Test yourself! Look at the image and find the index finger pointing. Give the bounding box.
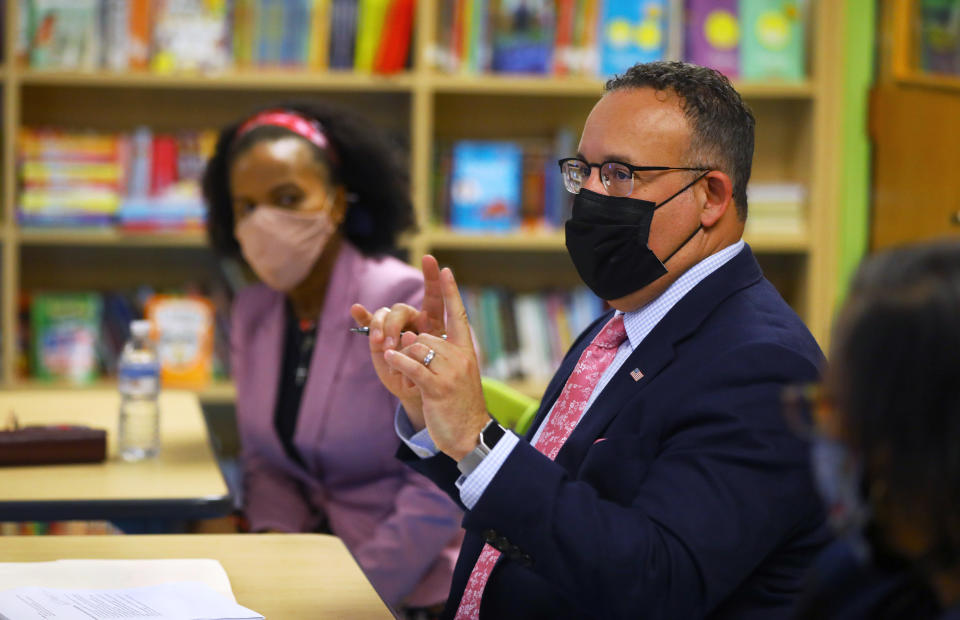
[439,267,472,346]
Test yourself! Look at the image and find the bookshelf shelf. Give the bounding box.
[18,229,209,248]
[427,74,816,99]
[18,69,418,92]
[894,74,960,94]
[742,231,810,253]
[424,229,568,251]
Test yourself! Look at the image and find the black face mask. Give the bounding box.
[564,173,707,301]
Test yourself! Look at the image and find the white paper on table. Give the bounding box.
[0,581,263,620]
[0,559,235,601]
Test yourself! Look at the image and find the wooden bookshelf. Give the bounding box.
[872,0,960,250]
[0,1,846,402]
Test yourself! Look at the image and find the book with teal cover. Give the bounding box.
[449,141,523,233]
[600,0,668,77]
[739,0,806,81]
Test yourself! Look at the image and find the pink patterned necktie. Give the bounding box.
[455,314,628,620]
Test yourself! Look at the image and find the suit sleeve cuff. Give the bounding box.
[395,405,438,458]
[455,431,520,510]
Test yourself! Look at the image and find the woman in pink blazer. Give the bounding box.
[203,103,463,617]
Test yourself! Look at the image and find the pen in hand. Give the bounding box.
[349,326,446,339]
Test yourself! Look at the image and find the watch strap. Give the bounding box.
[457,418,506,477]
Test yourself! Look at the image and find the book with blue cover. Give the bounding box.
[449,141,523,233]
[490,0,555,73]
[600,0,668,77]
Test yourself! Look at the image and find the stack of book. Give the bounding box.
[461,285,605,385]
[19,130,124,229]
[745,183,807,238]
[19,127,216,233]
[434,131,576,233]
[20,0,416,74]
[431,0,809,80]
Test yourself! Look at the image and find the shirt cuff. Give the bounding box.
[455,431,520,510]
[394,405,438,459]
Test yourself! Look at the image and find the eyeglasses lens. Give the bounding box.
[561,160,587,194]
[600,163,633,197]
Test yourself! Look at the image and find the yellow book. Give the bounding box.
[354,0,391,73]
[307,0,332,70]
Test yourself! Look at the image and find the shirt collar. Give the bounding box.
[617,240,745,349]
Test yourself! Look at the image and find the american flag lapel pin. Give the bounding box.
[630,368,644,381]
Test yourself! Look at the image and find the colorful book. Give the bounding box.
[600,0,668,76]
[307,0,333,69]
[685,0,739,77]
[30,292,102,384]
[919,0,960,76]
[373,0,415,73]
[329,0,359,69]
[449,141,523,233]
[490,0,555,74]
[145,295,215,390]
[150,0,231,73]
[26,0,101,71]
[739,0,806,81]
[354,0,390,72]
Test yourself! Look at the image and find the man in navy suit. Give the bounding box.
[353,61,828,619]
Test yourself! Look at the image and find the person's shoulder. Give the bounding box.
[351,249,424,305]
[795,539,941,620]
[232,283,281,322]
[707,274,821,358]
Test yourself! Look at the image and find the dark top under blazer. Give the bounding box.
[400,245,831,619]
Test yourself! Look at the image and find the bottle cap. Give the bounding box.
[130,320,152,338]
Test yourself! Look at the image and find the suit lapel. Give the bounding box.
[549,245,765,466]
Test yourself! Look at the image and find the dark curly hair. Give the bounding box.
[605,61,755,220]
[831,239,960,569]
[203,101,415,257]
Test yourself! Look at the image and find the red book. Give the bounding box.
[150,135,178,196]
[554,0,575,75]
[374,0,415,73]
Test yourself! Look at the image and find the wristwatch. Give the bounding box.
[457,418,506,477]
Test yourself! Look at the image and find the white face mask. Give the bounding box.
[234,206,337,292]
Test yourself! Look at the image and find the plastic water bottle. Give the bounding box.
[118,320,161,462]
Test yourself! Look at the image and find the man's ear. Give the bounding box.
[699,171,734,228]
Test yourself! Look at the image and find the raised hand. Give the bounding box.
[350,255,447,428]
[382,266,489,462]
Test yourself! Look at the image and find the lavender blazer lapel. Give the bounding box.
[245,288,289,468]
[293,243,364,474]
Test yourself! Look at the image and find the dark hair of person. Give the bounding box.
[203,101,415,257]
[605,61,755,220]
[829,239,960,569]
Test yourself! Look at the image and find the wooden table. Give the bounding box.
[0,534,393,619]
[0,390,231,521]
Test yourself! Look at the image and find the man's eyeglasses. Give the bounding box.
[557,157,710,197]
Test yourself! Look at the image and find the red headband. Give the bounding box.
[236,110,338,165]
